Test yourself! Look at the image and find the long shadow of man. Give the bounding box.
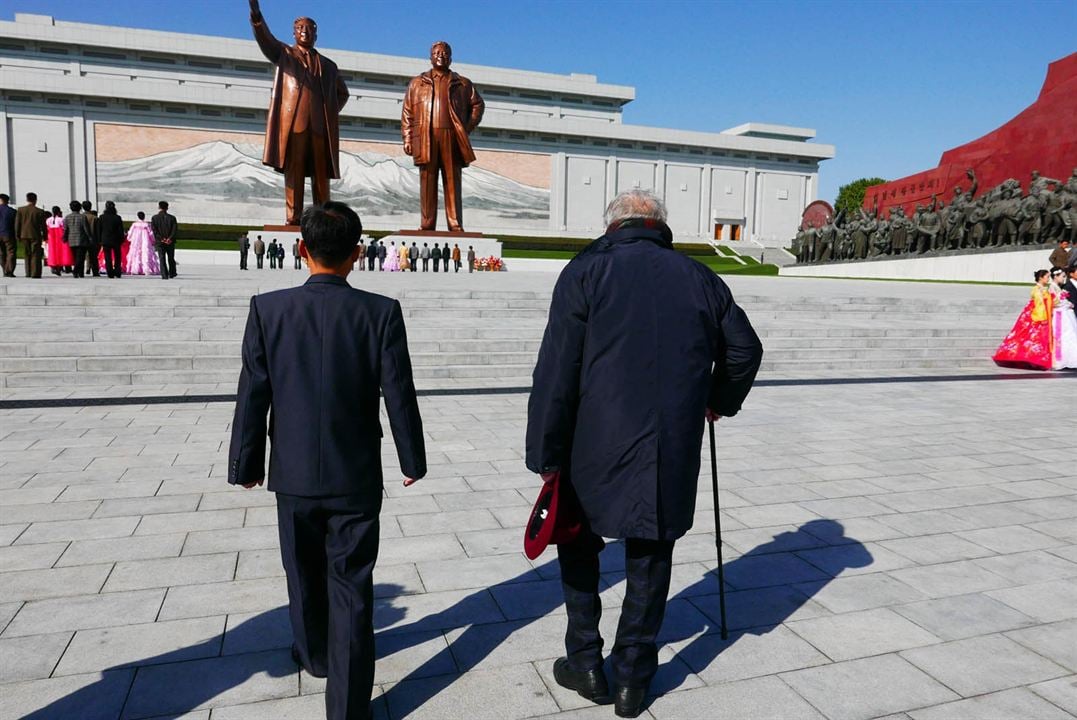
[379,518,871,717]
[20,520,868,718]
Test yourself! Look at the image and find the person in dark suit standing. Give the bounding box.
[267,239,279,269]
[0,193,18,277]
[239,233,251,270]
[431,242,442,272]
[95,201,125,279]
[442,243,450,272]
[366,239,377,272]
[14,192,48,278]
[228,201,425,720]
[277,241,286,270]
[376,239,386,270]
[151,200,178,279]
[526,190,763,718]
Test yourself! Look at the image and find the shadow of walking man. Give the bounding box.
[380,518,871,717]
[17,520,869,719]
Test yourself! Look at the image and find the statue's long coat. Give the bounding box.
[251,19,349,178]
[525,226,763,541]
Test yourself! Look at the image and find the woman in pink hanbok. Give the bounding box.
[45,205,73,275]
[383,241,400,271]
[124,211,159,276]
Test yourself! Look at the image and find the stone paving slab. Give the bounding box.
[2,364,1077,717]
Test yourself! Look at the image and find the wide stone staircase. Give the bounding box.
[0,276,1022,393]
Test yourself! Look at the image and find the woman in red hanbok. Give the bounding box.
[992,270,1054,370]
[45,205,73,275]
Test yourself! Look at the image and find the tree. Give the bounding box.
[835,177,887,216]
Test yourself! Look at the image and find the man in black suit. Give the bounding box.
[1064,265,1077,320]
[527,190,762,718]
[228,201,426,720]
[151,200,178,279]
[367,239,377,271]
[376,240,387,270]
[431,242,441,272]
[239,233,250,270]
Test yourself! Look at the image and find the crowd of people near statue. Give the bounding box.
[993,264,1077,370]
[0,192,179,280]
[794,168,1077,263]
[239,234,482,273]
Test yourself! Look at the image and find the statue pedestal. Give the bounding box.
[383,230,502,259]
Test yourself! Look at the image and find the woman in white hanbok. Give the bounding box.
[124,211,160,276]
[1049,268,1077,369]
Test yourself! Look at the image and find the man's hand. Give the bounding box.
[705,408,721,424]
[403,477,419,487]
[403,142,412,156]
[242,478,264,489]
[540,471,560,484]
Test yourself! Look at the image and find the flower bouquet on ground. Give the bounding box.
[475,256,504,272]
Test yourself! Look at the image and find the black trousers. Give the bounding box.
[558,527,674,689]
[294,257,301,269]
[367,256,376,271]
[85,243,101,275]
[442,257,449,272]
[102,245,122,277]
[72,246,88,278]
[277,494,380,720]
[256,253,264,269]
[1,236,16,276]
[22,239,43,278]
[422,258,429,271]
[240,249,248,269]
[157,245,176,278]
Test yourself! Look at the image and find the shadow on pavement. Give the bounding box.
[20,520,869,719]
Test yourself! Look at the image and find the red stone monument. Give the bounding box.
[863,52,1077,215]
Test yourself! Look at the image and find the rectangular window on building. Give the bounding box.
[189,59,223,69]
[84,50,127,60]
[39,46,69,55]
[234,63,266,74]
[141,55,176,64]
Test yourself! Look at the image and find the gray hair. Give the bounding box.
[603,189,667,227]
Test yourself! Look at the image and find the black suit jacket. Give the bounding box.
[1064,278,1077,319]
[228,274,426,502]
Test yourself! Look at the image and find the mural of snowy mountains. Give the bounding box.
[96,140,550,229]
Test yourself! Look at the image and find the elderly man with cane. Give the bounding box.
[526,190,762,718]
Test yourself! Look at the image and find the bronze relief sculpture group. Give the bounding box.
[248,0,483,230]
[795,168,1077,264]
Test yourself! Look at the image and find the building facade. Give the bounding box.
[0,12,833,245]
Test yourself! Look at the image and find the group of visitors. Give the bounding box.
[238,234,479,274]
[0,192,178,280]
[993,264,1077,370]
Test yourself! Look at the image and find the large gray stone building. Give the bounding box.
[0,12,833,245]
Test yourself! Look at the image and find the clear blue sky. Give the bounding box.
[18,0,1077,203]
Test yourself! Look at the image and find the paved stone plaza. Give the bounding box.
[1,267,1075,719]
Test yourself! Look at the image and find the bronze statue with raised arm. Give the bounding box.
[401,42,484,232]
[248,0,349,225]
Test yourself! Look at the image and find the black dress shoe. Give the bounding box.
[613,686,646,718]
[553,657,609,701]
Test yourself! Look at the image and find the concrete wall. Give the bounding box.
[781,248,1057,284]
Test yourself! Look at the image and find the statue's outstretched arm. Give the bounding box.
[249,0,284,65]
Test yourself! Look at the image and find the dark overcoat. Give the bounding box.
[525,226,763,540]
[228,275,425,499]
[400,71,484,167]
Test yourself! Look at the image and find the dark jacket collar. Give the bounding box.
[605,221,674,249]
[304,273,350,287]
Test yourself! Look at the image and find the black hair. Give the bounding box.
[103,200,117,214]
[1034,269,1049,281]
[158,201,169,210]
[26,192,37,203]
[69,200,82,212]
[137,211,145,220]
[81,200,92,212]
[300,201,362,266]
[51,206,62,216]
[0,193,8,202]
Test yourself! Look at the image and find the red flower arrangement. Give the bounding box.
[475,256,504,271]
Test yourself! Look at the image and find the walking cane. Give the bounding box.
[709,418,728,640]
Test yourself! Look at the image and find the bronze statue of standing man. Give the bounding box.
[402,42,484,232]
[248,0,349,226]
